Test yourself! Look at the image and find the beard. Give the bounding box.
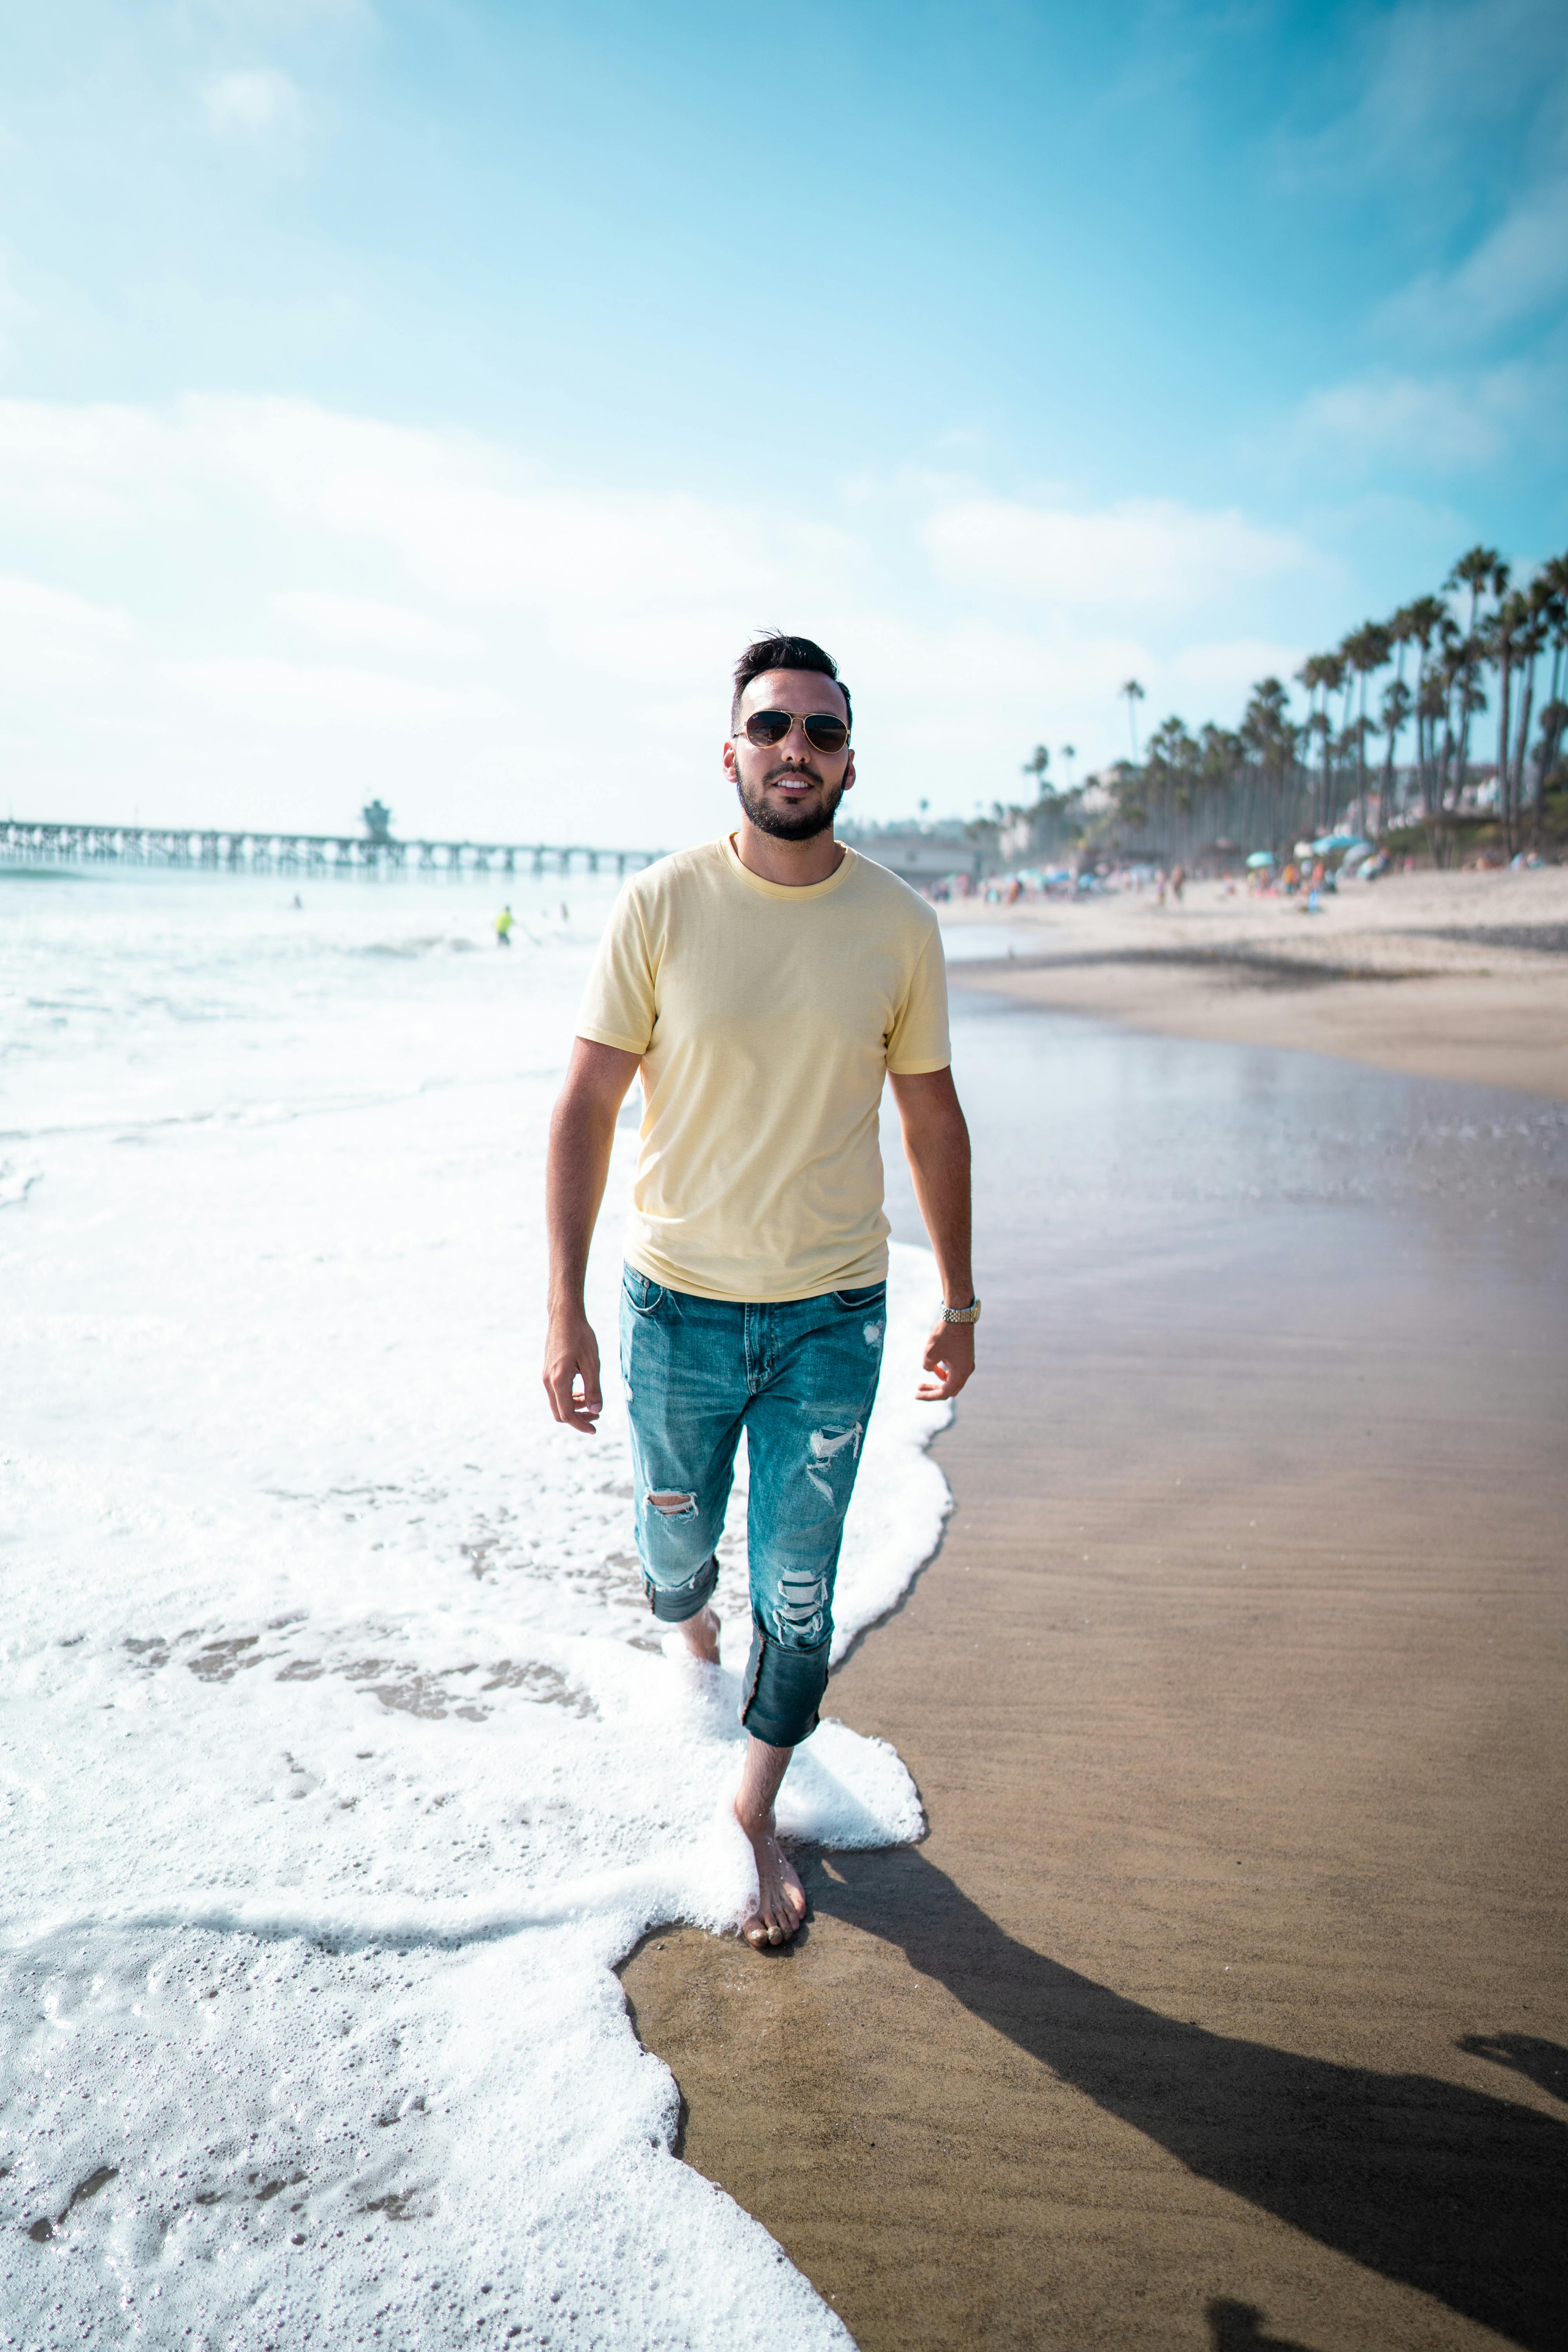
[735,764,846,842]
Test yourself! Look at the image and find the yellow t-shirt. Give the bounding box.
[576,833,951,1302]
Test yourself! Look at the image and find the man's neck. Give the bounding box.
[732,817,846,888]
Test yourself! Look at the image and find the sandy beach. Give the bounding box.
[936,864,1568,1101]
[622,986,1568,2349]
[7,870,1565,2346]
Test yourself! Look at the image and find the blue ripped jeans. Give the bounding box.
[619,1266,887,1748]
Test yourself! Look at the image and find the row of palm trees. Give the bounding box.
[997,544,1568,867]
[1293,544,1568,859]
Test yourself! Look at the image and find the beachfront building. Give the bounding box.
[838,820,985,892]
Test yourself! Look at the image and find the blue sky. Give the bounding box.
[2,0,1564,843]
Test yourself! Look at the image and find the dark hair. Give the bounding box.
[731,633,851,733]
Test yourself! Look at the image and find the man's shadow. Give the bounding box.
[1205,2301,1318,2352]
[803,1847,1567,2352]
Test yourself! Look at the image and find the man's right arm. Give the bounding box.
[543,1037,642,1432]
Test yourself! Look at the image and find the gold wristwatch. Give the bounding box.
[941,1298,981,1325]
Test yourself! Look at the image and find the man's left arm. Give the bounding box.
[888,1066,975,1401]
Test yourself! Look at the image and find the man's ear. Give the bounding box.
[841,751,856,793]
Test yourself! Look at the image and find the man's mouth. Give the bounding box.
[766,768,823,794]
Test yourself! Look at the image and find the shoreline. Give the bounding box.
[939,864,1568,1100]
[620,989,1568,2351]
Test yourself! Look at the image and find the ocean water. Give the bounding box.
[0,869,951,2348]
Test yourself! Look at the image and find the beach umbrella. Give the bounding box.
[1311,832,1365,854]
[1245,851,1275,868]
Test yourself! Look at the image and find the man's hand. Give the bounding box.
[543,1306,604,1433]
[917,1314,975,1401]
[889,1067,977,1404]
[543,1037,641,1436]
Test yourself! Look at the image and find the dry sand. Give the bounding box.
[620,985,1568,2352]
[940,863,1568,1100]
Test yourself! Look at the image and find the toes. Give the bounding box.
[742,1907,797,1948]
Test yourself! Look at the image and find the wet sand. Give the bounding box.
[941,865,1568,1100]
[620,998,1568,2350]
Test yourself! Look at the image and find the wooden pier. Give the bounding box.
[0,817,662,882]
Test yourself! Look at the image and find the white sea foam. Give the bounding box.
[0,871,950,2346]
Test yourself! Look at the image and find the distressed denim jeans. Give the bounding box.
[619,1265,887,1748]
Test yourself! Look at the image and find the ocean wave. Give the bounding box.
[1,876,946,2347]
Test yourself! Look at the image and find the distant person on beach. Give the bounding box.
[543,632,976,1951]
[495,905,514,947]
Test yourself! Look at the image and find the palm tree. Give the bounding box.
[1319,653,1348,828]
[1483,589,1530,852]
[1296,654,1330,832]
[1444,550,1506,802]
[1238,679,1296,851]
[938,538,1559,871]
[1447,545,1504,639]
[1377,671,1413,827]
[1521,592,1551,828]
[1341,621,1393,838]
[1400,595,1446,825]
[1377,606,1419,826]
[1533,554,1568,847]
[1144,714,1201,857]
[1434,620,1488,859]
[1120,679,1145,761]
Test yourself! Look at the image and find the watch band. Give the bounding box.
[941,1298,981,1325]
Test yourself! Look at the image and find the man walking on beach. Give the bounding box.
[543,634,976,1948]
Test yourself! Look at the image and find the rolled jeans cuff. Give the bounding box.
[740,1615,830,1749]
[644,1552,719,1624]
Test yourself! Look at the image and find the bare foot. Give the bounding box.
[678,1605,721,1666]
[735,1808,807,1947]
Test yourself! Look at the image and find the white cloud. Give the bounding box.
[193,0,371,25]
[1279,0,1564,195]
[190,397,785,619]
[0,250,25,367]
[1297,375,1500,468]
[272,590,484,659]
[0,395,1342,835]
[0,573,132,639]
[0,573,134,697]
[159,657,509,728]
[1287,359,1562,472]
[1377,178,1568,346]
[922,496,1319,609]
[0,400,168,519]
[1167,638,1305,696]
[200,68,305,137]
[1279,0,1568,359]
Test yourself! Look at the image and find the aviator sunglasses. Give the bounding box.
[735,709,851,754]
